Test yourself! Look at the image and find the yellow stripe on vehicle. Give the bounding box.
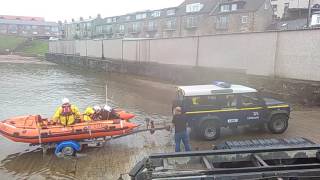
[185,107,263,115]
[267,105,289,109]
[185,105,289,115]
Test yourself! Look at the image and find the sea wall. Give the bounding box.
[46,53,320,106]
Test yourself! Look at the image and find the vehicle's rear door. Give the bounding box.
[217,94,242,126]
[238,93,268,125]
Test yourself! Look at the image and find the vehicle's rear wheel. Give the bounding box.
[200,121,220,141]
[268,114,288,134]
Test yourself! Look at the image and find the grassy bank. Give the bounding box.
[0,35,27,51]
[19,40,48,56]
[0,35,48,56]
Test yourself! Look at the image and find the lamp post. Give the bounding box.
[307,0,312,27]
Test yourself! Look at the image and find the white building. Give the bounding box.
[271,0,320,19]
[271,0,289,18]
[311,12,320,26]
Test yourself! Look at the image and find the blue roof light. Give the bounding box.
[213,81,231,88]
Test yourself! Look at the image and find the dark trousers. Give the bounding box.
[174,131,191,152]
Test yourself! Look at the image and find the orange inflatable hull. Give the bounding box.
[0,115,138,144]
[115,109,135,120]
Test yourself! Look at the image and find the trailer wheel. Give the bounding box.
[268,114,288,134]
[54,140,81,157]
[61,146,75,156]
[200,121,220,141]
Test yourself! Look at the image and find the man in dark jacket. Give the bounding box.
[172,106,191,152]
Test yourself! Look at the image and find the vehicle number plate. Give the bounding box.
[228,119,239,123]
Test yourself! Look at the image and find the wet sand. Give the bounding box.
[0,55,54,65]
[0,55,320,180]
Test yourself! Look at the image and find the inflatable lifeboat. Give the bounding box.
[0,115,138,144]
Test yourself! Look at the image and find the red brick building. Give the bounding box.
[0,15,60,38]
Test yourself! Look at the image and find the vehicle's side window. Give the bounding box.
[225,94,237,108]
[191,96,200,105]
[189,94,237,109]
[239,93,261,108]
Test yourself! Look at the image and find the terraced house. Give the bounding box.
[0,15,59,38]
[63,0,273,40]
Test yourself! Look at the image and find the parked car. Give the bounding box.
[172,81,291,140]
[49,37,59,41]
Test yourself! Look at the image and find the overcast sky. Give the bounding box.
[1,0,184,22]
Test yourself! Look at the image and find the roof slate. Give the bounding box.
[0,19,58,26]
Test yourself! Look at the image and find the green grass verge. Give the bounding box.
[0,35,27,50]
[20,40,49,56]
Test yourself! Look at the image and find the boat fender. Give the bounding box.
[54,140,81,157]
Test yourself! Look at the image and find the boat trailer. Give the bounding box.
[129,138,320,180]
[32,119,170,157]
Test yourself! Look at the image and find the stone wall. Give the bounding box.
[49,29,320,81]
[46,53,320,106]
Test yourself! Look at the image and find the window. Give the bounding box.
[151,11,161,17]
[317,16,320,24]
[189,94,237,109]
[272,5,277,12]
[186,16,198,28]
[186,3,204,13]
[239,93,263,108]
[166,18,176,30]
[51,27,58,32]
[96,25,103,34]
[284,3,289,8]
[118,24,125,33]
[25,25,31,30]
[8,25,17,30]
[147,21,156,31]
[106,18,112,23]
[131,23,140,32]
[241,16,248,24]
[220,4,230,12]
[126,16,131,21]
[112,17,117,23]
[32,25,38,30]
[86,23,92,30]
[231,4,238,11]
[136,13,147,20]
[103,25,113,34]
[264,2,269,10]
[216,16,228,29]
[45,26,51,30]
[167,9,176,16]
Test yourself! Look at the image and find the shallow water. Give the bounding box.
[0,62,175,179]
[0,59,308,179]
